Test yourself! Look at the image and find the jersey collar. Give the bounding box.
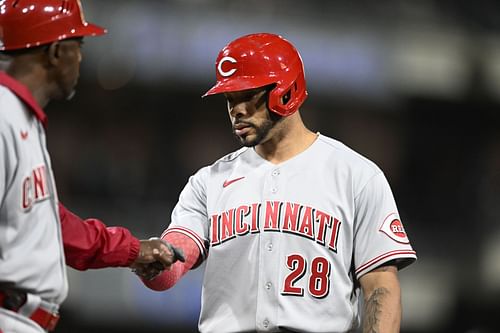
[0,71,48,127]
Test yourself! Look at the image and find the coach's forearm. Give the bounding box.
[360,265,401,333]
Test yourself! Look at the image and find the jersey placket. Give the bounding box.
[255,165,283,331]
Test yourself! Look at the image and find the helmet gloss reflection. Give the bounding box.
[0,0,106,51]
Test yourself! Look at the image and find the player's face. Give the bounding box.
[53,38,83,100]
[226,87,278,147]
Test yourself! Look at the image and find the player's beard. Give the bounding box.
[234,117,277,147]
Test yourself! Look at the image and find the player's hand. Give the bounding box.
[132,237,185,268]
[131,261,166,280]
[130,238,185,280]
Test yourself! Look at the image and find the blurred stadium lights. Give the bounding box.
[482,38,500,101]
[481,230,500,293]
[400,261,457,331]
[81,0,500,101]
[387,30,469,99]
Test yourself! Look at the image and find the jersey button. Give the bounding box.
[263,319,269,328]
[267,243,273,251]
[265,282,272,290]
[272,169,280,176]
[271,188,277,193]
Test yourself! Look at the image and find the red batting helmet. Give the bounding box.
[203,33,308,117]
[0,0,106,51]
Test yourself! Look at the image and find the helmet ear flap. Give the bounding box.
[268,71,307,117]
[282,88,292,105]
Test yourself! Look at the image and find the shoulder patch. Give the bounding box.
[379,213,410,244]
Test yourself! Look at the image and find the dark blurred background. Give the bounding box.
[26,0,500,332]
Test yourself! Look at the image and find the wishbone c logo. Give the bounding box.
[218,56,238,77]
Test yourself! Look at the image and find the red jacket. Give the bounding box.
[60,203,140,270]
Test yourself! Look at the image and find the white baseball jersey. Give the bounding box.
[166,133,416,333]
[0,72,68,305]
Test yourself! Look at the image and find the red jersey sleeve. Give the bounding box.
[59,203,140,270]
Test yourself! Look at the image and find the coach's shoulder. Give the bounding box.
[0,85,29,124]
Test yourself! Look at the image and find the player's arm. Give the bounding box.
[59,203,176,270]
[359,263,401,333]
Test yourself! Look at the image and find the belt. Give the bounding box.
[0,290,59,331]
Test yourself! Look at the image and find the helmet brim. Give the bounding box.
[202,77,275,98]
[0,23,107,51]
[74,22,107,38]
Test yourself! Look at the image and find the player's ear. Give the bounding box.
[45,41,61,67]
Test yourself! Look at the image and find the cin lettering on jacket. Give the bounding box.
[22,165,50,210]
[211,201,342,252]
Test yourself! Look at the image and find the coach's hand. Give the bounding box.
[130,238,185,280]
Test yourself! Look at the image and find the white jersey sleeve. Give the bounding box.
[353,171,416,279]
[164,167,210,261]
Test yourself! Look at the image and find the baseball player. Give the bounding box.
[135,33,417,333]
[0,1,182,332]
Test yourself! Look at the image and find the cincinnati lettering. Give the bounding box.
[21,165,50,211]
[210,201,342,252]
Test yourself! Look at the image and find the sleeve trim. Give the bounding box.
[355,250,417,277]
[163,226,208,259]
[127,237,141,266]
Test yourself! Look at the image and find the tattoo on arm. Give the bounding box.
[363,287,390,333]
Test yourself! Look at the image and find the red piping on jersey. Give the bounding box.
[0,71,48,127]
[355,249,417,276]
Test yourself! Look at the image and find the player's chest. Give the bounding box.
[206,163,355,250]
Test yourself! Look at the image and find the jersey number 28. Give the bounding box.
[281,254,331,298]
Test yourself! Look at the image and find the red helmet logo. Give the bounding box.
[218,56,238,77]
[203,33,308,117]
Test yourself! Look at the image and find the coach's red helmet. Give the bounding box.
[0,0,106,51]
[203,33,308,117]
